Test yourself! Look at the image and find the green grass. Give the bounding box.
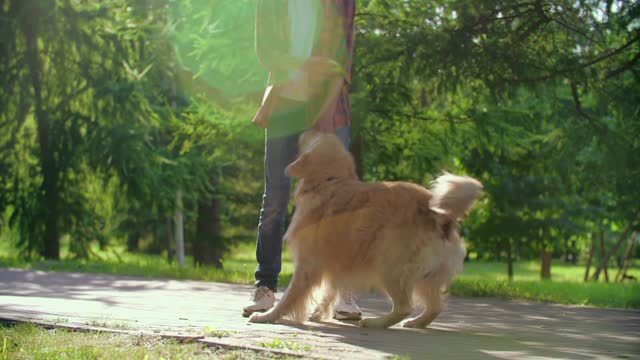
[452,278,639,308]
[453,260,640,309]
[460,259,639,282]
[0,323,293,360]
[1,241,638,309]
[204,326,235,338]
[0,242,292,285]
[259,339,312,353]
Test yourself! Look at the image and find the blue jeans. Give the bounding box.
[255,122,350,291]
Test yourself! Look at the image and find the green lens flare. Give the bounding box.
[168,0,265,98]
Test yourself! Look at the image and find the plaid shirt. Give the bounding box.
[255,0,356,133]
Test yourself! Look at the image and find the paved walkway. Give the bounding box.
[0,268,638,359]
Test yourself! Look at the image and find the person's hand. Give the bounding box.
[302,56,344,78]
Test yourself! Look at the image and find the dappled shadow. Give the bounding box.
[0,268,248,307]
[251,293,640,359]
[289,323,600,359]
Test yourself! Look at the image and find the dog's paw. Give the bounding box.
[401,318,428,329]
[402,314,436,329]
[359,317,389,329]
[248,312,275,324]
[308,310,329,323]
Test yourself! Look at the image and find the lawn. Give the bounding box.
[0,241,638,309]
[453,259,640,309]
[0,322,294,360]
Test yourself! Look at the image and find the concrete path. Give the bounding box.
[0,268,638,359]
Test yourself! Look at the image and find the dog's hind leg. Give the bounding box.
[402,275,447,329]
[359,280,412,329]
[309,285,337,322]
[249,265,321,324]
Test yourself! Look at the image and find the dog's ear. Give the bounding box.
[299,130,321,152]
[334,152,358,179]
[285,152,310,178]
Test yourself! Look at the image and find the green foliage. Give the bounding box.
[1,0,177,258]
[0,0,264,261]
[353,0,640,271]
[168,0,266,97]
[0,0,638,279]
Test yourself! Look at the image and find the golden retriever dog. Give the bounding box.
[249,131,482,329]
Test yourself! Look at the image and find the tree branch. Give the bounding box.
[605,50,640,80]
[569,81,594,121]
[508,32,640,84]
[52,82,90,115]
[551,15,595,43]
[370,108,474,124]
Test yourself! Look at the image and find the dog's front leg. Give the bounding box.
[249,265,321,324]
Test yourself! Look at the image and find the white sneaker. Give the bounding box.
[334,291,362,320]
[242,286,275,317]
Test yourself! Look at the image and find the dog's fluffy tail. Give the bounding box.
[429,173,483,220]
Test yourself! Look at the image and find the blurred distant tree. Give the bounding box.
[1,0,637,274]
[353,0,639,277]
[0,0,264,264]
[1,0,158,258]
[1,0,189,259]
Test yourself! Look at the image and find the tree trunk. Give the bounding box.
[584,232,596,282]
[24,0,60,259]
[540,250,552,280]
[420,87,429,108]
[193,178,224,268]
[591,222,634,281]
[166,217,174,263]
[599,231,609,282]
[127,232,140,252]
[351,126,364,179]
[569,238,578,264]
[615,232,637,282]
[506,240,514,281]
[175,189,185,267]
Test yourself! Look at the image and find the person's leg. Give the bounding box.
[243,99,306,317]
[335,125,351,150]
[254,132,300,291]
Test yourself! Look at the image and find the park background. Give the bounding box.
[0,0,639,312]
